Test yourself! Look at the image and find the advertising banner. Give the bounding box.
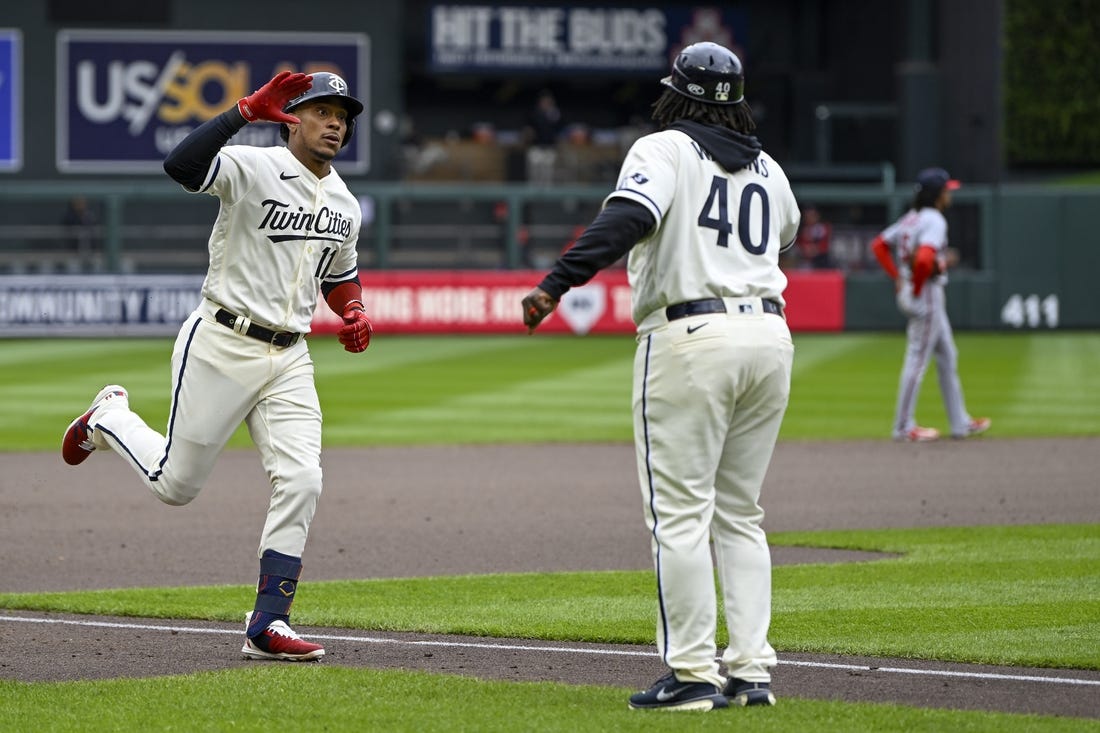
[0,274,203,337]
[313,269,633,335]
[428,5,747,75]
[56,29,369,174]
[0,29,21,172]
[0,270,842,337]
[311,270,845,335]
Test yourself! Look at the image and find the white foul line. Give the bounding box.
[778,659,1100,686]
[3,614,1098,688]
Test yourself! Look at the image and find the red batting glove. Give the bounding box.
[337,301,372,353]
[238,71,313,124]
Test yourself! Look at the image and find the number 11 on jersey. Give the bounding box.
[314,247,336,279]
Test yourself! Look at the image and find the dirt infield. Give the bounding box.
[2,439,1098,719]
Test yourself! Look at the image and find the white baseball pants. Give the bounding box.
[91,303,323,558]
[633,299,793,688]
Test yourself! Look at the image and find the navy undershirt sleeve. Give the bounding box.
[320,277,361,298]
[538,199,655,300]
[163,107,249,191]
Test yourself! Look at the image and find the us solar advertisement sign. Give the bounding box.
[56,30,369,174]
[0,29,21,172]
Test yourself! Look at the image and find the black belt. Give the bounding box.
[215,309,301,347]
[666,298,783,321]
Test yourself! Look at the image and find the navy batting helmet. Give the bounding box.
[280,72,364,148]
[661,42,745,106]
[915,167,961,196]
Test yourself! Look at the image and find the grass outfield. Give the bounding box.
[2,525,1097,669]
[3,331,1099,449]
[3,667,1096,733]
[5,666,1097,733]
[2,332,1098,731]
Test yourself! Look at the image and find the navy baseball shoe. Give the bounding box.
[628,672,728,711]
[723,677,776,706]
[241,612,325,661]
[61,385,128,465]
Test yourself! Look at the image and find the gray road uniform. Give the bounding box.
[879,207,976,438]
[535,119,800,689]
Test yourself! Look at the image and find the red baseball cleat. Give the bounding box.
[895,426,940,442]
[241,613,325,661]
[61,385,128,465]
[953,417,992,439]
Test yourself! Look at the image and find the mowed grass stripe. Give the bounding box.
[316,333,537,376]
[2,525,1097,669]
[4,332,1100,450]
[0,339,173,443]
[324,354,634,444]
[0,338,162,367]
[1012,333,1100,429]
[3,665,1093,733]
[787,332,1100,438]
[785,334,902,438]
[956,333,1100,432]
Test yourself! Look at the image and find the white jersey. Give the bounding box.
[187,145,361,333]
[880,207,949,288]
[607,128,800,324]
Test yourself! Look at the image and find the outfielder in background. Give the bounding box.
[871,167,991,442]
[523,42,799,711]
[61,71,374,661]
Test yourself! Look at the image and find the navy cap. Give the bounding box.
[915,167,961,195]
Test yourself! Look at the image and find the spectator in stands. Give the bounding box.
[617,113,655,156]
[794,205,833,269]
[399,115,451,179]
[61,195,101,272]
[523,89,565,184]
[61,195,99,257]
[493,200,533,268]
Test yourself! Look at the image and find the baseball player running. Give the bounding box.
[61,71,374,661]
[523,42,799,711]
[871,167,991,442]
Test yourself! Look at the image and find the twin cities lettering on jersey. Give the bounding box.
[257,199,352,244]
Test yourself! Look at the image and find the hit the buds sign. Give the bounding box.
[56,29,369,174]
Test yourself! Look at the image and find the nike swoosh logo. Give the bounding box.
[280,172,299,180]
[686,322,709,334]
[656,686,688,702]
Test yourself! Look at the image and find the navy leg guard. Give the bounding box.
[247,549,302,638]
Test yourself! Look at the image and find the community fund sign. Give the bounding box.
[56,30,369,174]
[429,4,746,74]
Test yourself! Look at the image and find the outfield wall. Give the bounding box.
[0,184,1096,335]
[0,262,1087,337]
[846,186,1100,332]
[0,270,843,337]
